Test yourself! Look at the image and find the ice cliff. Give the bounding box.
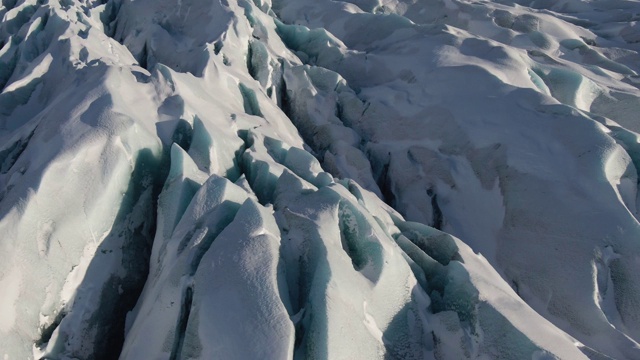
[1,0,640,358]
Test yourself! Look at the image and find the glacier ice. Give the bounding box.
[1,0,640,359]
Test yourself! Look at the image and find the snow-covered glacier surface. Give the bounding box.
[2,0,640,358]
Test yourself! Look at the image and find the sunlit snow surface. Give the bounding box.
[1,0,640,358]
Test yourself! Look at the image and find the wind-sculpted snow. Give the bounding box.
[1,0,640,359]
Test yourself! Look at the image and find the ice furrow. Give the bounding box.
[169,284,193,360]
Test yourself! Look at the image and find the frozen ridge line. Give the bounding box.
[1,0,640,358]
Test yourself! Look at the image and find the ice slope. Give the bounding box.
[0,0,638,359]
[275,0,640,358]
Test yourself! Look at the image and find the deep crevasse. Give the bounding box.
[0,0,639,359]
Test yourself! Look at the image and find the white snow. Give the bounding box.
[0,267,20,333]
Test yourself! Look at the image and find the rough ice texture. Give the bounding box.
[1,0,640,359]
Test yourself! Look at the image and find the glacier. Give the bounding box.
[1,0,640,358]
